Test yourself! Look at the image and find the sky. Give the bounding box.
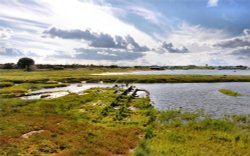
[0,0,250,66]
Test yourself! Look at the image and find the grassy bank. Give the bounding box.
[0,68,137,83]
[1,69,250,83]
[0,87,249,155]
[135,111,250,156]
[0,83,69,98]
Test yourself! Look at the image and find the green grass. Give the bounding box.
[0,68,250,155]
[0,68,138,83]
[1,68,250,83]
[135,110,250,156]
[0,83,69,98]
[0,81,14,88]
[219,88,242,96]
[0,87,249,155]
[0,87,153,155]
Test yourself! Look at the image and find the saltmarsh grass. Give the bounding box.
[135,110,250,156]
[0,68,250,155]
[0,87,250,155]
[0,88,144,155]
[1,69,250,83]
[219,88,242,96]
[0,83,69,97]
[0,81,14,88]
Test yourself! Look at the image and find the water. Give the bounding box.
[21,83,113,100]
[95,70,250,75]
[135,83,250,117]
[21,82,250,117]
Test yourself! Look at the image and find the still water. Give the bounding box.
[21,82,250,117]
[21,83,113,99]
[135,83,250,117]
[96,70,250,75]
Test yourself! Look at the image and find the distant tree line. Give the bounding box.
[35,64,128,69]
[0,57,134,70]
[1,57,35,70]
[0,57,248,70]
[0,63,133,70]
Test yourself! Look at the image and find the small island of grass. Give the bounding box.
[219,88,242,96]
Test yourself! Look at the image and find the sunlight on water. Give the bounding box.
[21,82,250,117]
[95,70,250,75]
[135,83,250,117]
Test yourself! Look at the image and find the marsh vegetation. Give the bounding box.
[219,88,242,96]
[0,68,250,155]
[1,69,250,84]
[1,86,249,155]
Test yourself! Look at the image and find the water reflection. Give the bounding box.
[135,83,250,117]
[21,82,250,117]
[94,70,250,75]
[21,83,113,100]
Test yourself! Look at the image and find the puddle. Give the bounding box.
[21,83,114,100]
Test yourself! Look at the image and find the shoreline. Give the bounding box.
[2,74,250,83]
[1,68,250,84]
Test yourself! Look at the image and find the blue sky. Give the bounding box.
[0,0,250,66]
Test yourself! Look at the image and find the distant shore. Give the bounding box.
[1,68,250,84]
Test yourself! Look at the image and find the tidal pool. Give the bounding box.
[21,83,114,100]
[21,82,250,117]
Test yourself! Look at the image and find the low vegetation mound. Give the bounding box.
[219,88,242,96]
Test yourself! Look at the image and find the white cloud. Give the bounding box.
[214,29,250,48]
[0,0,249,66]
[165,22,229,53]
[147,23,249,66]
[128,6,162,25]
[42,0,157,47]
[0,28,12,40]
[207,0,219,7]
[43,27,150,52]
[169,23,227,44]
[0,0,158,64]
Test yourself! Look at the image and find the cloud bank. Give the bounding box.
[160,42,189,53]
[214,29,250,48]
[1,0,250,66]
[44,27,150,52]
